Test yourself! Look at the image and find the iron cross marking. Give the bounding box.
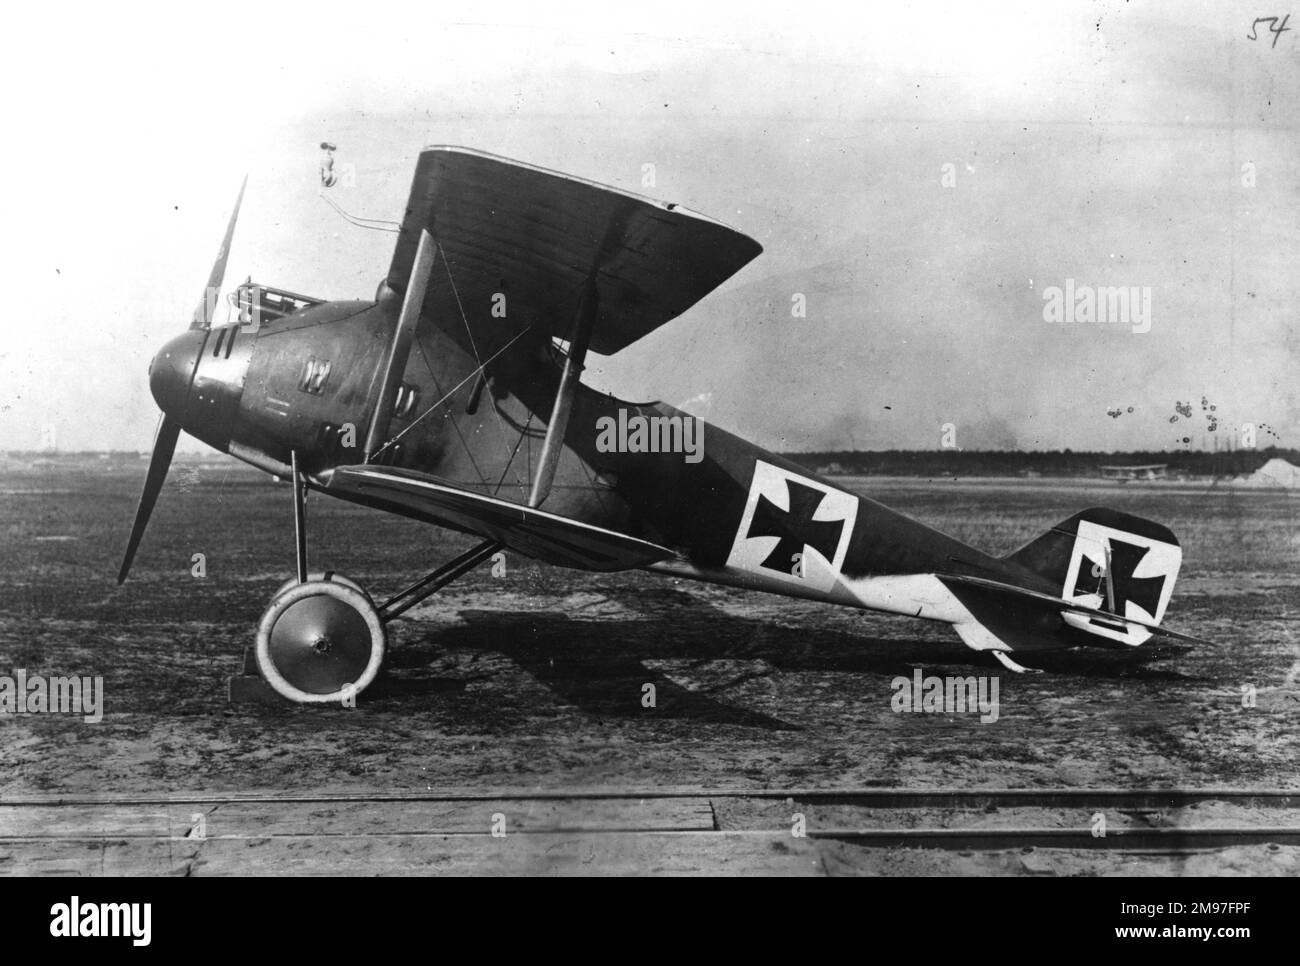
[746,479,845,574]
[1072,537,1166,617]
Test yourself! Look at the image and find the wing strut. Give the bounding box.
[364,228,436,462]
[292,450,308,584]
[1102,541,1117,613]
[528,273,598,508]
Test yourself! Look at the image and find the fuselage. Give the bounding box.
[149,286,1055,630]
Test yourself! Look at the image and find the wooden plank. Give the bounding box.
[5,788,1297,807]
[0,832,818,876]
[186,832,822,876]
[0,805,206,838]
[4,832,1295,877]
[0,798,716,838]
[0,839,201,876]
[195,799,716,836]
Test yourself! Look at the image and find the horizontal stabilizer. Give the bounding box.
[938,573,1214,649]
[320,465,677,572]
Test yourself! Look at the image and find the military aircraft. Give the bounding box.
[118,146,1204,703]
[1100,463,1168,482]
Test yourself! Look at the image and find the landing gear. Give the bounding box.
[256,578,386,703]
[242,451,502,705]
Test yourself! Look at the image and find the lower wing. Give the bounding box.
[318,465,676,572]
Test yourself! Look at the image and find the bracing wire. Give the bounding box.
[374,325,535,456]
[435,239,530,493]
[363,226,537,499]
[318,192,401,233]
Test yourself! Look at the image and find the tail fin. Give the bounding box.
[1003,507,1182,646]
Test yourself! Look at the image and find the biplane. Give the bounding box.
[1100,464,1168,482]
[118,147,1205,703]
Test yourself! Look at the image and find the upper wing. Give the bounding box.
[320,464,677,572]
[387,146,762,356]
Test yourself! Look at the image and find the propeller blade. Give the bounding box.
[190,175,248,330]
[117,414,182,583]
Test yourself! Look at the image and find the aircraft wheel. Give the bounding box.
[272,571,371,604]
[255,580,386,704]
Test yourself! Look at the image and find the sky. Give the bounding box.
[0,0,1295,453]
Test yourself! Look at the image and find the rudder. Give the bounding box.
[1003,507,1182,645]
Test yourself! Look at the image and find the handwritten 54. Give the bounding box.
[1247,14,1291,47]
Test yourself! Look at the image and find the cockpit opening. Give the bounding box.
[229,281,326,329]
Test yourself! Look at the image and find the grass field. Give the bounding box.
[1,457,1297,800]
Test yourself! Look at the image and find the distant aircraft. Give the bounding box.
[117,147,1208,703]
[1100,464,1168,482]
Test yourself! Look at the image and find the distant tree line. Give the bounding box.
[779,447,1300,478]
[8,447,1298,479]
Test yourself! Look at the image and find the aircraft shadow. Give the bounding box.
[386,607,976,729]
[1023,646,1195,681]
[383,579,1195,703]
[396,609,799,730]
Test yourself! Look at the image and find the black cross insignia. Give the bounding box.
[746,479,846,574]
[1072,537,1167,618]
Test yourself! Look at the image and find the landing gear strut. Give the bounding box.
[248,452,502,705]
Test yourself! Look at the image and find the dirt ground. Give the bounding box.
[1,458,1297,873]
